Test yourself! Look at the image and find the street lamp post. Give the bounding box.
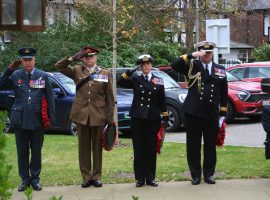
[0,0,45,31]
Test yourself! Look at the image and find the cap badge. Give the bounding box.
[143,56,148,61]
[204,42,209,48]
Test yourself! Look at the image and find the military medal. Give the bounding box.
[29,80,45,88]
[151,78,164,85]
[93,74,108,82]
[214,68,226,77]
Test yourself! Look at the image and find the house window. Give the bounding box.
[238,49,248,62]
[264,13,270,36]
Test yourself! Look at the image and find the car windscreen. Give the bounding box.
[53,73,76,94]
[226,71,240,82]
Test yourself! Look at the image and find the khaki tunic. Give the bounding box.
[54,57,115,126]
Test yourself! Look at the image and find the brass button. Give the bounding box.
[147,105,150,107]
[141,104,143,106]
[210,100,212,102]
[88,99,91,102]
[154,87,156,90]
[200,97,202,100]
[140,85,142,87]
[149,92,151,94]
[148,98,150,101]
[141,97,144,100]
[142,91,144,93]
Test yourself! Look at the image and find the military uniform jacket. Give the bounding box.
[0,68,55,130]
[262,105,270,133]
[54,57,115,126]
[171,56,228,121]
[118,72,167,120]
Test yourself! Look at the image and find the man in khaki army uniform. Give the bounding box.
[54,46,115,188]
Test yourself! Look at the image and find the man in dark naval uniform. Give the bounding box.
[0,48,55,191]
[171,41,228,185]
[118,54,169,187]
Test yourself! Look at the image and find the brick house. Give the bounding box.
[230,0,270,48]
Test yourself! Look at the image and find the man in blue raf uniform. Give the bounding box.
[171,41,228,185]
[118,54,169,187]
[0,48,55,192]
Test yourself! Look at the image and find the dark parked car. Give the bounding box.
[0,72,131,135]
[115,68,187,132]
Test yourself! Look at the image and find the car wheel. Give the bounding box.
[69,121,77,136]
[166,105,181,132]
[226,102,234,123]
[3,111,13,133]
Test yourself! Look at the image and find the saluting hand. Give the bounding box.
[126,66,139,76]
[8,59,22,71]
[71,51,86,61]
[192,50,206,58]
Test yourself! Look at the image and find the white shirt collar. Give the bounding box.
[143,72,152,81]
[202,62,212,75]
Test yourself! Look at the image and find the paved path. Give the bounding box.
[11,179,270,200]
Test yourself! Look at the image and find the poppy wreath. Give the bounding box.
[216,121,226,147]
[41,95,50,129]
[156,125,166,154]
[102,121,117,151]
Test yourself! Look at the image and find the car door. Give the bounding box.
[49,77,73,130]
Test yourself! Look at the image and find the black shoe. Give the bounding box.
[81,180,91,188]
[204,176,216,184]
[136,180,145,187]
[91,180,103,187]
[31,182,42,191]
[146,180,158,187]
[191,178,201,185]
[18,183,30,192]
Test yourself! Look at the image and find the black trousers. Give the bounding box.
[131,118,160,181]
[15,129,44,184]
[185,114,219,179]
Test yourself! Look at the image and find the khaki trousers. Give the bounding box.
[77,124,103,181]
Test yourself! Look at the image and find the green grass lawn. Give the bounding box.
[0,111,269,188]
[2,133,270,188]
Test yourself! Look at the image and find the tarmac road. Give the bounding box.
[165,118,265,147]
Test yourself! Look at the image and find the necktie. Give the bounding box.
[28,73,32,80]
[145,75,149,82]
[205,65,209,76]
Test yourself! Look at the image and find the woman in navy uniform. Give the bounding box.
[118,54,169,187]
[0,48,55,192]
[171,41,228,185]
